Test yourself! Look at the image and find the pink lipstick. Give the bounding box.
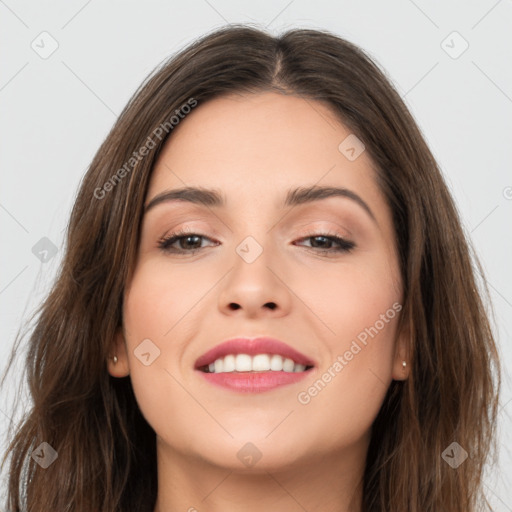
[194,336,316,393]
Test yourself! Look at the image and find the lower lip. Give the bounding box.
[197,369,313,392]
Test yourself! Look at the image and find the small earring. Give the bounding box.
[113,355,118,364]
[402,360,407,369]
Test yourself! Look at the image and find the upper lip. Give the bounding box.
[194,337,316,369]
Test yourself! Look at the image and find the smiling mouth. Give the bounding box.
[198,353,315,374]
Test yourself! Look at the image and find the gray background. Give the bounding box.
[1,0,511,509]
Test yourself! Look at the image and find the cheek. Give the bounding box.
[292,260,401,436]
[295,255,401,348]
[121,262,188,429]
[295,329,399,454]
[123,259,200,339]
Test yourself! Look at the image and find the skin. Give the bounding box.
[108,91,409,512]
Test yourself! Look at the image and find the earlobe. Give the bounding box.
[392,356,410,381]
[392,329,410,381]
[107,328,130,378]
[396,359,409,380]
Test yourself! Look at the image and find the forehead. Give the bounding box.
[147,91,382,214]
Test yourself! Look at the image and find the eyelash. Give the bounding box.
[157,228,355,256]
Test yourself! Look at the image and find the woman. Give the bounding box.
[1,24,501,512]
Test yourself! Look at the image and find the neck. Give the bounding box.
[153,436,367,512]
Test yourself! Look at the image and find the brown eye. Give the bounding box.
[157,230,355,256]
[157,231,218,254]
[294,232,355,254]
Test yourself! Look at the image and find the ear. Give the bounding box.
[391,326,410,381]
[107,327,130,378]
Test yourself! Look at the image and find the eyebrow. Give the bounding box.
[144,185,377,224]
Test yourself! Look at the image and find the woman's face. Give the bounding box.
[109,91,408,471]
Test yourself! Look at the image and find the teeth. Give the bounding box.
[252,354,270,371]
[282,357,295,372]
[223,354,236,372]
[214,358,223,373]
[269,354,283,371]
[203,353,309,374]
[235,354,252,372]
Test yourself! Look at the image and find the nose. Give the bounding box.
[217,245,293,319]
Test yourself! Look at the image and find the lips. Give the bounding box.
[194,336,316,370]
[194,336,316,393]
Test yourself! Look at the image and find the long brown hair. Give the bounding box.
[1,24,501,511]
